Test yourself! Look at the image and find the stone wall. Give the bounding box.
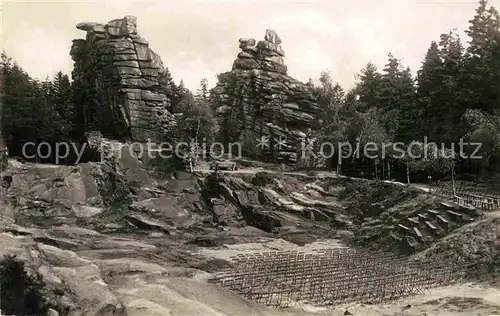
[70,16,176,142]
[211,29,318,162]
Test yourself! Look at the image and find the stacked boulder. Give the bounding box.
[212,29,318,162]
[70,16,176,142]
[234,29,287,74]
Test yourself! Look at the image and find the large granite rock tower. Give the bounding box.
[70,16,176,142]
[211,29,318,162]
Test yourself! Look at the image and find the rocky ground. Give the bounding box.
[1,142,499,315]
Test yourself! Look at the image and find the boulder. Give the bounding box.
[264,29,282,44]
[105,15,137,37]
[76,22,105,33]
[71,205,104,218]
[124,214,174,234]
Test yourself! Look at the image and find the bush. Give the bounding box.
[338,180,373,200]
[336,230,355,243]
[252,172,274,187]
[339,180,410,203]
[0,255,49,315]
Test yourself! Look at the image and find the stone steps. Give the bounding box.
[389,204,481,252]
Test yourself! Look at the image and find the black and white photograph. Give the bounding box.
[0,0,499,315]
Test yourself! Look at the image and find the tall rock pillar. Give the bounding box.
[70,16,176,142]
[211,29,318,162]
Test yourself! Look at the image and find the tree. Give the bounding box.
[175,87,218,169]
[158,67,179,110]
[198,78,209,101]
[354,62,382,112]
[376,54,417,142]
[356,108,392,179]
[419,31,465,144]
[1,53,77,162]
[46,71,75,140]
[462,0,500,114]
[310,71,345,141]
[416,41,442,136]
[168,79,190,113]
[462,109,500,173]
[1,53,47,157]
[398,141,456,185]
[465,0,500,57]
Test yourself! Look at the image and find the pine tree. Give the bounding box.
[310,72,346,145]
[462,0,500,114]
[465,0,500,56]
[376,54,416,141]
[51,71,75,140]
[383,53,400,79]
[1,53,43,156]
[417,31,464,143]
[355,62,382,112]
[197,78,209,101]
[417,42,441,109]
[395,66,417,142]
[0,53,76,161]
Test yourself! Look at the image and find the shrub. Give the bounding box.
[252,172,274,187]
[0,255,49,315]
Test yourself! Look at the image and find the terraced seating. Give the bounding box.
[427,209,440,215]
[435,215,449,226]
[447,210,463,221]
[417,213,428,220]
[386,199,482,252]
[436,185,500,211]
[212,248,467,307]
[398,224,410,231]
[408,217,419,225]
[425,221,437,231]
[413,227,423,239]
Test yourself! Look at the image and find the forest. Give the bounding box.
[1,0,499,184]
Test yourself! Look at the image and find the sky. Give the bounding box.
[1,0,499,92]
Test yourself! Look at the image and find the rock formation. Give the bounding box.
[70,16,176,142]
[211,29,318,162]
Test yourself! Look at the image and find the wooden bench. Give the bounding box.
[447,210,463,218]
[436,215,449,225]
[417,213,428,220]
[408,217,420,225]
[440,202,455,209]
[390,231,402,241]
[454,196,466,205]
[413,227,423,239]
[398,224,410,231]
[425,221,438,230]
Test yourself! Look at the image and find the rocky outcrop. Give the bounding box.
[201,172,347,234]
[70,16,176,142]
[211,29,318,162]
[2,153,496,314]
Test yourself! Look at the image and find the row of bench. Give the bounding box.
[211,248,465,307]
[453,194,500,210]
[435,187,500,210]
